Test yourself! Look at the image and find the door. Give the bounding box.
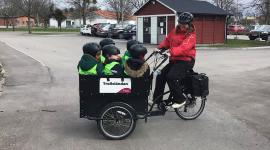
[137,17,143,42]
[143,17,151,43]
[157,16,167,44]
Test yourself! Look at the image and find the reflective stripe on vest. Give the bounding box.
[122,52,130,67]
[104,62,120,75]
[78,65,97,75]
[101,56,105,63]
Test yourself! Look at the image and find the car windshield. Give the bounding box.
[255,25,270,31]
[115,24,128,29]
[125,25,134,30]
[100,23,109,28]
[102,24,111,30]
[258,25,270,31]
[253,25,261,30]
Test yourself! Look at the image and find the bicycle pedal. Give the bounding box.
[158,103,167,112]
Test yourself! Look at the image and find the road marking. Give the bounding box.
[0,40,47,67]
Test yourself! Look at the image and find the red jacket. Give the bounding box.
[158,27,196,62]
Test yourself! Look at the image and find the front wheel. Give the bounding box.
[175,96,206,120]
[97,102,136,140]
[249,36,256,40]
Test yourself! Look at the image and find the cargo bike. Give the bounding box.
[79,51,209,140]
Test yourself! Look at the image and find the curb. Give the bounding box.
[197,46,270,50]
[0,63,6,96]
[2,41,46,67]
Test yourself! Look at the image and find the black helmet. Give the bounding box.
[129,44,147,59]
[102,45,120,58]
[127,40,140,51]
[177,12,193,24]
[82,42,101,56]
[99,38,115,48]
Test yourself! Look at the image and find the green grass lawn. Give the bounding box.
[207,39,270,48]
[0,27,80,32]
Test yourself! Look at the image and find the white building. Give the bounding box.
[49,10,135,28]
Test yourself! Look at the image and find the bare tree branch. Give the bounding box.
[129,0,147,9]
[104,0,133,24]
[68,0,98,25]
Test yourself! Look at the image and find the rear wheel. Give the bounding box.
[175,96,206,120]
[97,102,136,140]
[249,36,256,40]
[262,36,268,41]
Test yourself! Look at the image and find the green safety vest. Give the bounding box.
[122,51,131,66]
[100,55,105,63]
[104,62,120,75]
[78,65,97,75]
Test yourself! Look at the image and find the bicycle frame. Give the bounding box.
[135,51,173,119]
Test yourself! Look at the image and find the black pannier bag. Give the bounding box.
[184,72,209,97]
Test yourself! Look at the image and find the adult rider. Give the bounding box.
[153,12,196,109]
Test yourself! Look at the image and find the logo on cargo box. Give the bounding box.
[100,78,132,94]
[103,82,128,86]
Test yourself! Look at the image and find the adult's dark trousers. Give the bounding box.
[153,60,193,104]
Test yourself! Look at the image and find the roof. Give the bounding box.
[95,10,116,20]
[135,0,230,16]
[62,10,136,21]
[94,10,136,20]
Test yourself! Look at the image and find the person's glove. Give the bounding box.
[158,47,167,53]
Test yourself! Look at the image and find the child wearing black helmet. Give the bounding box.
[124,44,150,78]
[77,42,104,76]
[99,38,115,63]
[102,45,124,76]
[122,40,140,66]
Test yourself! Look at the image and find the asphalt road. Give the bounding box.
[0,32,270,150]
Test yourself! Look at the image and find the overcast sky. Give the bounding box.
[53,0,255,16]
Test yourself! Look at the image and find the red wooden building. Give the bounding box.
[0,16,35,27]
[134,0,229,44]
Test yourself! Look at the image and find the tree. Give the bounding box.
[10,0,37,34]
[0,0,18,30]
[104,0,133,24]
[129,0,147,9]
[35,0,54,27]
[249,0,270,24]
[32,0,54,27]
[212,0,235,12]
[53,8,66,29]
[267,0,270,24]
[68,0,98,25]
[1,0,54,31]
[212,0,244,24]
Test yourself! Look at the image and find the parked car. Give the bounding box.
[227,25,248,35]
[91,23,110,37]
[246,25,261,32]
[249,25,270,41]
[96,24,116,37]
[123,25,136,40]
[80,24,92,36]
[108,24,134,39]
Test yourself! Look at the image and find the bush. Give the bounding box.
[0,27,79,32]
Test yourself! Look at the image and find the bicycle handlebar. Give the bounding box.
[146,50,169,71]
[145,50,168,61]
